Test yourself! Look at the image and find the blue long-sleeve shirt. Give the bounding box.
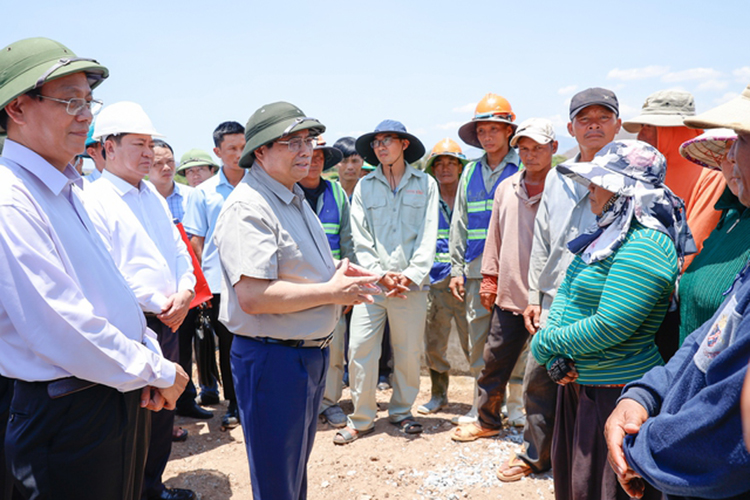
[620,265,750,500]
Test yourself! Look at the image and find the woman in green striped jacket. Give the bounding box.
[530,140,696,500]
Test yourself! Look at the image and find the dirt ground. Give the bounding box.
[165,333,554,500]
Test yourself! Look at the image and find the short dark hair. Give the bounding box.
[213,121,244,148]
[332,136,357,159]
[100,134,126,160]
[153,139,173,154]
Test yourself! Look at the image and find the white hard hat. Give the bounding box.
[93,101,164,140]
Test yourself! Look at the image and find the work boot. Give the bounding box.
[417,370,449,414]
[451,376,479,425]
[506,381,526,427]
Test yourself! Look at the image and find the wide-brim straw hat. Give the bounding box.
[684,83,750,135]
[679,128,737,170]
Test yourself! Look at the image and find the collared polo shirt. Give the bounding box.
[214,163,339,341]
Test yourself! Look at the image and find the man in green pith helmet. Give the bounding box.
[177,148,217,187]
[0,37,187,500]
[213,101,380,499]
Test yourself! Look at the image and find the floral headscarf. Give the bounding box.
[559,140,697,264]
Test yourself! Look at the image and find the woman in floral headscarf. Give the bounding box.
[530,140,695,500]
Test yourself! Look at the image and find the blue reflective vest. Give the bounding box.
[430,202,452,284]
[464,159,519,263]
[317,179,347,259]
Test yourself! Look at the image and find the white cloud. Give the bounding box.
[607,66,669,81]
[661,68,722,82]
[697,79,729,91]
[733,66,750,82]
[435,121,464,130]
[557,85,578,96]
[452,102,476,113]
[714,92,738,105]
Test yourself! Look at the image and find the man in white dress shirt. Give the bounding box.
[84,102,197,500]
[0,37,188,500]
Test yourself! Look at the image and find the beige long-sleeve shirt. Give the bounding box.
[481,170,544,314]
[350,162,439,288]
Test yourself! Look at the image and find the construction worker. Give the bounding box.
[418,138,470,414]
[336,120,439,444]
[449,93,521,423]
[296,136,354,428]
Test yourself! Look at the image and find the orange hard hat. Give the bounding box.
[425,138,468,175]
[474,93,516,122]
[458,93,517,148]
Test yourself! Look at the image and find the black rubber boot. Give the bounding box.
[417,370,449,414]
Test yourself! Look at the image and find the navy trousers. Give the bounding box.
[6,380,147,500]
[142,317,180,498]
[231,336,328,500]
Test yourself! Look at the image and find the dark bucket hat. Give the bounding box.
[239,101,325,168]
[355,120,426,166]
[314,136,344,170]
[0,37,109,133]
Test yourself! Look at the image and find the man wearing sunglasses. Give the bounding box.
[0,38,187,500]
[449,93,522,424]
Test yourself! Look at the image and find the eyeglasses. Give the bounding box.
[276,136,316,153]
[36,95,103,116]
[370,136,400,149]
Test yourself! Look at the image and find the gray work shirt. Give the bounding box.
[214,162,339,340]
[527,156,596,318]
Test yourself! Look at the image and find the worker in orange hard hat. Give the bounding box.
[449,93,522,425]
[418,139,470,414]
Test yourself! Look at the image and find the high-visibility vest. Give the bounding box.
[464,159,519,263]
[317,179,347,259]
[430,204,451,284]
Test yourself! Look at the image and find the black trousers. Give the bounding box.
[477,306,529,430]
[6,380,148,500]
[176,307,200,409]
[516,355,558,473]
[210,294,236,403]
[552,384,661,500]
[1,376,21,500]
[143,317,180,498]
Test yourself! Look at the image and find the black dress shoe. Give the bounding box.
[147,487,196,500]
[195,392,220,406]
[175,402,213,419]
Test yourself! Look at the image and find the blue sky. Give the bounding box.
[5,0,748,161]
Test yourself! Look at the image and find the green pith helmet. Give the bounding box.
[239,101,325,168]
[0,37,109,133]
[178,148,219,174]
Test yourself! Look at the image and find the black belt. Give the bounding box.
[45,377,98,399]
[250,334,333,349]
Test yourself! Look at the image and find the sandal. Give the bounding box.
[172,427,188,442]
[392,417,423,434]
[450,422,500,442]
[496,454,533,482]
[333,426,374,445]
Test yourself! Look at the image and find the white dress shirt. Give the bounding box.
[84,170,196,314]
[0,140,175,390]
